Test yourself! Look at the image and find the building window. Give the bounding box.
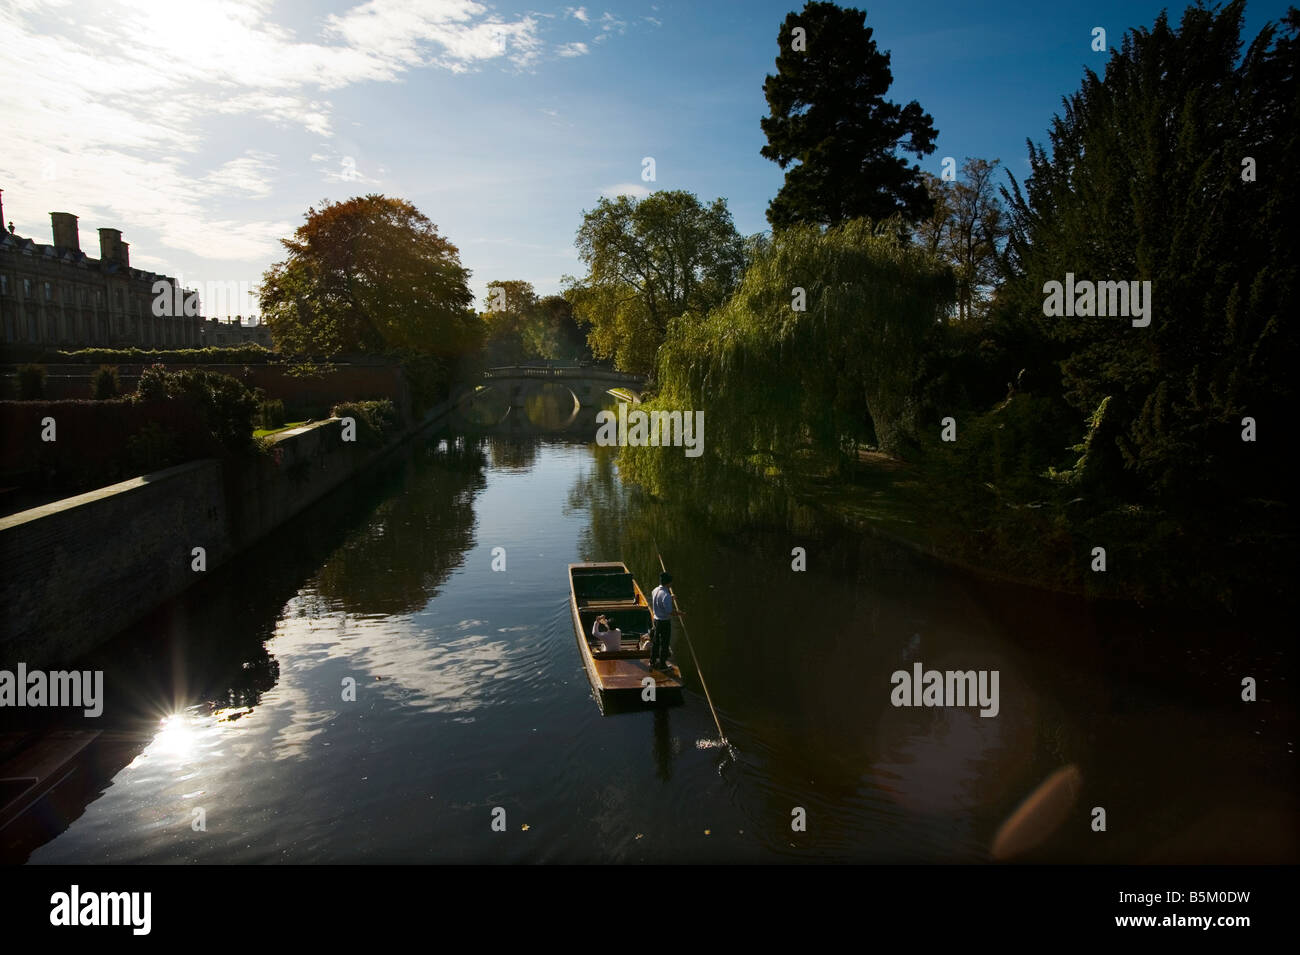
[0,274,6,295]
[23,278,33,298]
[44,281,53,301]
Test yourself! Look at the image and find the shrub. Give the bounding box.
[136,363,171,401]
[331,399,398,447]
[17,363,46,400]
[131,366,259,453]
[256,398,286,430]
[91,365,120,399]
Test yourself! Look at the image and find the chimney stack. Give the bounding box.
[51,212,80,253]
[98,227,122,265]
[120,241,129,269]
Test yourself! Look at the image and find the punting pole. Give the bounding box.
[653,539,729,750]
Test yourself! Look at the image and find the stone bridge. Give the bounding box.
[446,363,646,434]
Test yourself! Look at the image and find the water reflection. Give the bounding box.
[2,433,489,863]
[7,435,1293,864]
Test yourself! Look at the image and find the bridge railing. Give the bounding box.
[482,365,645,385]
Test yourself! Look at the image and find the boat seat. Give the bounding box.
[578,596,640,608]
[576,573,636,601]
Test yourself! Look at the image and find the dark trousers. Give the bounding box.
[650,618,672,666]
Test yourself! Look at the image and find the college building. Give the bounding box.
[0,188,264,350]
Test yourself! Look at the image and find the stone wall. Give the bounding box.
[0,460,231,665]
[0,399,451,667]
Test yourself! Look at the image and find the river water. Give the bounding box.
[9,430,1294,864]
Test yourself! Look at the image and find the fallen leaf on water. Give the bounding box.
[521,824,530,831]
[704,829,711,836]
[635,834,643,840]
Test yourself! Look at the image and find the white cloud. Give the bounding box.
[600,183,650,199]
[201,152,277,200]
[566,6,590,23]
[556,41,589,57]
[0,0,546,266]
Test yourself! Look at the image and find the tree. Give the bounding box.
[915,158,1008,322]
[760,1,938,229]
[619,217,954,516]
[259,195,480,360]
[479,279,538,365]
[1000,0,1297,507]
[565,190,745,376]
[524,295,590,361]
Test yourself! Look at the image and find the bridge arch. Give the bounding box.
[445,364,647,435]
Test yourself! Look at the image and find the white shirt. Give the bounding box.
[651,585,673,620]
[591,620,621,651]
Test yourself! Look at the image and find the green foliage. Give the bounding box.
[16,363,45,399]
[1000,0,1297,506]
[256,397,286,430]
[331,399,398,447]
[480,279,539,365]
[760,1,938,228]
[619,217,954,504]
[565,190,745,376]
[950,393,1078,502]
[91,365,120,400]
[400,353,451,415]
[131,365,259,454]
[54,345,275,365]
[523,295,590,361]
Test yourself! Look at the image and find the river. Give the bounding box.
[8,429,1294,864]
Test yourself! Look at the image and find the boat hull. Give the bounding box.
[568,562,683,710]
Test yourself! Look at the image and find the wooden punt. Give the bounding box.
[569,561,683,706]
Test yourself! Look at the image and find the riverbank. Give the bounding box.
[793,450,1083,595]
[0,398,453,668]
[779,448,1288,616]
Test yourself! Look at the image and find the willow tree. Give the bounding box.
[619,218,953,513]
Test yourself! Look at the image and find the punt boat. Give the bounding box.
[568,561,682,707]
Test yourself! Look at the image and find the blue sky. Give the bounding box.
[1,0,1290,316]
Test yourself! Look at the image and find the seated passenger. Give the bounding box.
[591,615,623,652]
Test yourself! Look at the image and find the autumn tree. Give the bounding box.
[260,195,480,360]
[760,1,938,229]
[564,190,745,376]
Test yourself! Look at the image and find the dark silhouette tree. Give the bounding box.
[1000,0,1298,506]
[760,1,938,229]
